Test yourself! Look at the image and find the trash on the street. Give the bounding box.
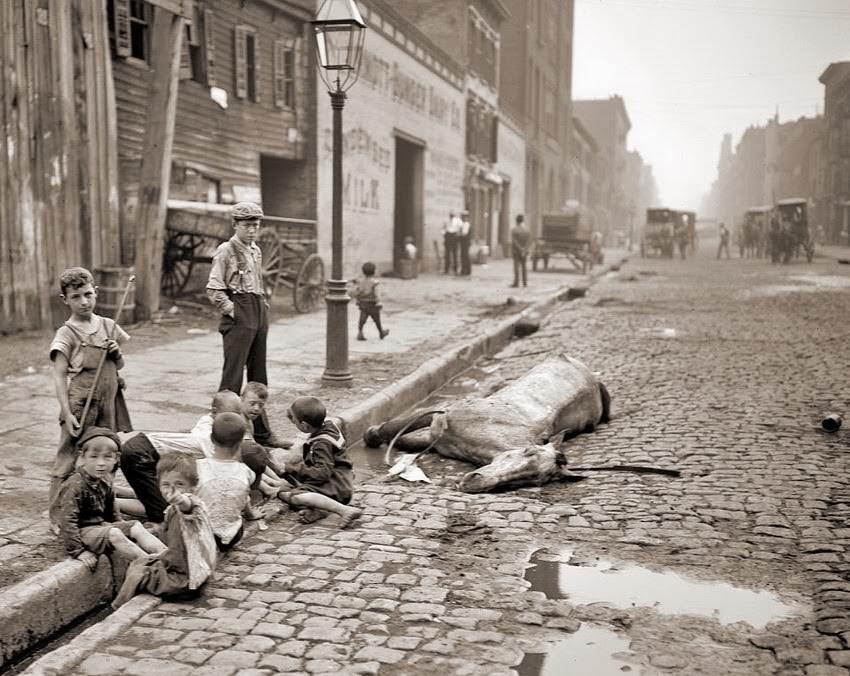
[186,328,210,335]
[513,316,540,337]
[822,413,843,432]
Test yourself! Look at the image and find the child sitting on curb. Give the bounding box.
[196,412,265,551]
[55,428,165,571]
[278,396,362,528]
[112,452,217,608]
[352,262,389,341]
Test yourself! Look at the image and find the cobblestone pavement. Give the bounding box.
[0,254,613,589]
[28,247,850,675]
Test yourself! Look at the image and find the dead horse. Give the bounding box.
[364,353,611,493]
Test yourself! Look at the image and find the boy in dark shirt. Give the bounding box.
[352,262,389,341]
[278,396,362,527]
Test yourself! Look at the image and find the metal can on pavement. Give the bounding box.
[822,413,843,433]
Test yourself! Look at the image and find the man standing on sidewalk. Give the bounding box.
[442,212,460,275]
[206,202,276,443]
[459,210,472,276]
[511,214,532,287]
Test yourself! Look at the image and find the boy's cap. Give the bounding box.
[76,427,121,452]
[212,412,247,446]
[231,202,263,221]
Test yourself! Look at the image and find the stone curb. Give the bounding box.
[13,255,626,674]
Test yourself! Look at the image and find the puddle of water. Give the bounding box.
[638,326,678,338]
[790,274,850,289]
[515,624,633,676]
[526,550,799,628]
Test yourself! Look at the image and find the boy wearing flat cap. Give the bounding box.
[54,428,165,571]
[206,202,279,445]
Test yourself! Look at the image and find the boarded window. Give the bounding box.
[178,3,207,83]
[234,25,259,101]
[274,39,296,109]
[109,0,148,60]
[111,0,131,57]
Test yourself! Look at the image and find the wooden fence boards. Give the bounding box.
[0,0,118,332]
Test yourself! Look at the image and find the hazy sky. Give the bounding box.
[572,0,850,210]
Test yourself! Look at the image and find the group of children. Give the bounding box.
[49,267,362,608]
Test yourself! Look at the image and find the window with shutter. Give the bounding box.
[273,39,286,108]
[204,9,216,86]
[112,0,131,58]
[292,36,303,113]
[246,32,259,102]
[234,26,248,99]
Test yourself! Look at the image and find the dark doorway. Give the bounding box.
[393,135,425,270]
[260,155,309,219]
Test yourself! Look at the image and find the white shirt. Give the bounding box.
[145,413,217,460]
[443,216,461,235]
[459,219,471,237]
[196,458,255,545]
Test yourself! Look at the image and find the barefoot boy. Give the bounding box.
[55,428,165,571]
[278,396,362,527]
[49,267,132,524]
[112,452,217,608]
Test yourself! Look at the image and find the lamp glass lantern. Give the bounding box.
[312,0,366,92]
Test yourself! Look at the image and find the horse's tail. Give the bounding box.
[599,382,611,423]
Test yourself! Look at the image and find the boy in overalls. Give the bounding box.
[49,267,132,527]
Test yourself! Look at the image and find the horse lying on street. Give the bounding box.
[364,354,611,493]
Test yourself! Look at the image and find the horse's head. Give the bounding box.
[457,444,584,493]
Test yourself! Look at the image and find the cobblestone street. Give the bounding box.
[22,247,850,676]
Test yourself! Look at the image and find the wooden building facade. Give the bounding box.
[110,0,317,265]
[1,0,120,332]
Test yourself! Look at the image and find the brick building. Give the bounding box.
[388,0,518,258]
[315,0,466,276]
[573,96,631,240]
[500,0,576,236]
[818,62,850,244]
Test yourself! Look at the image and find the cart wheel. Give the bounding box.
[161,231,199,297]
[257,227,283,297]
[294,254,325,313]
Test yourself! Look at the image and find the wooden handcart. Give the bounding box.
[161,200,325,312]
[532,208,595,274]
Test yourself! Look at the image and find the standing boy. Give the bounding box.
[278,396,362,527]
[511,214,532,287]
[49,267,132,526]
[352,262,389,341]
[442,212,460,275]
[206,201,278,445]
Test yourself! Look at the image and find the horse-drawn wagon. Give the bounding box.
[770,198,814,264]
[161,200,325,312]
[532,205,597,273]
[641,208,675,258]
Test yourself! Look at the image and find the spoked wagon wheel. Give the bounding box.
[257,227,284,298]
[293,254,325,313]
[161,231,201,298]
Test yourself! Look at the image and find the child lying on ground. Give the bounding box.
[197,412,266,551]
[278,396,362,528]
[112,452,217,608]
[55,428,165,570]
[119,389,283,521]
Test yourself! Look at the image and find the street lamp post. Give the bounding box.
[311,0,366,386]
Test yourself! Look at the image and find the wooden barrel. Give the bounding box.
[96,266,136,325]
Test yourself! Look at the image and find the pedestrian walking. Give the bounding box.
[459,210,472,276]
[716,222,731,259]
[511,214,532,287]
[206,201,278,446]
[441,212,460,275]
[352,262,389,341]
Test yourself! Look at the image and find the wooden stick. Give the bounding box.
[75,275,135,436]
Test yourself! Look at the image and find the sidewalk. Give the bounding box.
[0,252,624,591]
